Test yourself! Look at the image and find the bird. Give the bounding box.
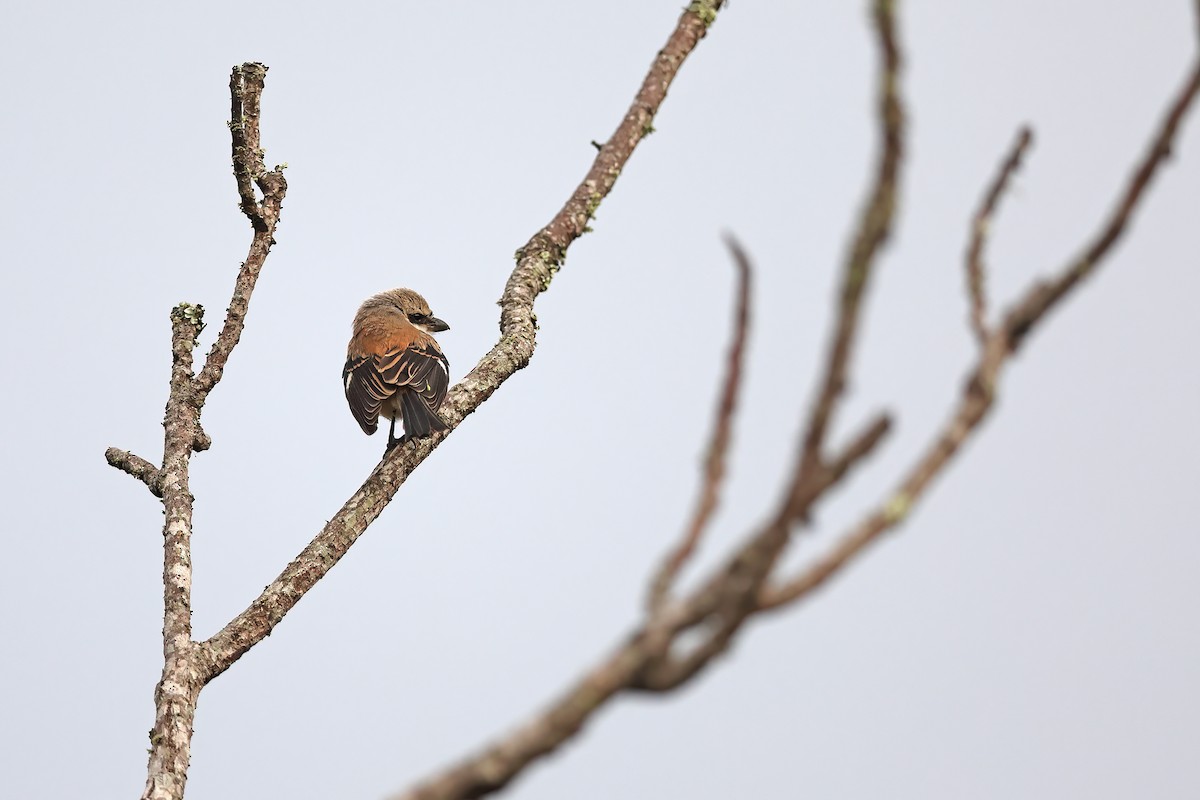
[343,288,451,453]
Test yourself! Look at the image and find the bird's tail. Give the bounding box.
[400,392,449,440]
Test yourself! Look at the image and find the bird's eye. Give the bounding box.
[408,313,428,324]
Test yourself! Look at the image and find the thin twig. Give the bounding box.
[647,234,752,611]
[964,126,1033,343]
[194,64,288,396]
[1004,58,1200,350]
[799,0,905,476]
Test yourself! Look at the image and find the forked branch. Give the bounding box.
[105,62,288,800]
[760,51,1200,612]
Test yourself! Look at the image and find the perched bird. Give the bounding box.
[343,288,451,452]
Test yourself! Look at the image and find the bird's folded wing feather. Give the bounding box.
[343,343,449,435]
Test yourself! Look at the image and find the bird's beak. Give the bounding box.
[425,316,450,333]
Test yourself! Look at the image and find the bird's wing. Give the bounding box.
[343,342,449,435]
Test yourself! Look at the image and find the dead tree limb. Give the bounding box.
[103,62,288,800]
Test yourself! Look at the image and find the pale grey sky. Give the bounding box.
[2,2,1198,798]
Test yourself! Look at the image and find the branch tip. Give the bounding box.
[964,125,1035,343]
[105,447,164,497]
[648,232,752,611]
[1001,59,1200,351]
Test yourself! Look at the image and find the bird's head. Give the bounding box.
[362,287,450,333]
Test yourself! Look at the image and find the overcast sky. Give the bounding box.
[2,2,1199,798]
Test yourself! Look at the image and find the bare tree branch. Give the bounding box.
[104,62,289,800]
[1004,57,1200,350]
[759,52,1200,614]
[647,234,752,612]
[104,447,162,496]
[799,0,904,477]
[964,126,1034,343]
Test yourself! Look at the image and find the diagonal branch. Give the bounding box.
[964,126,1033,343]
[199,451,432,679]
[646,234,752,612]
